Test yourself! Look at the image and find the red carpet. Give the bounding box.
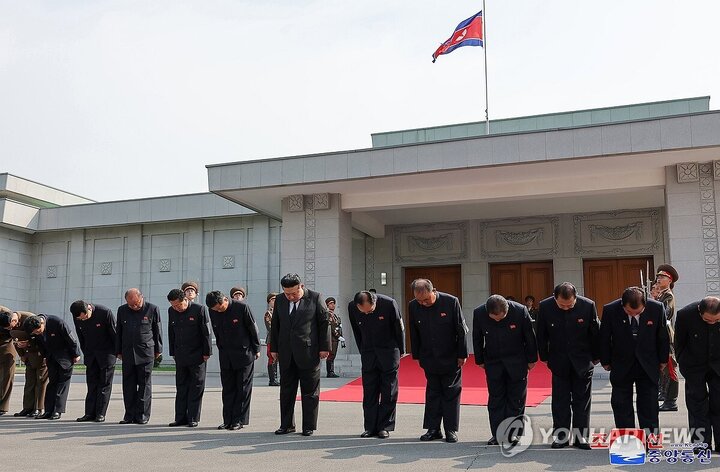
[320,355,552,407]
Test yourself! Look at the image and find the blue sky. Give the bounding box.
[1,1,718,201]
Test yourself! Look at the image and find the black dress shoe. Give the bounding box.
[327,372,340,378]
[487,437,499,446]
[28,410,41,417]
[77,415,95,422]
[228,423,243,430]
[377,430,390,439]
[0,410,6,416]
[187,421,198,428]
[301,429,314,436]
[36,412,52,420]
[445,431,458,443]
[95,415,105,423]
[269,380,280,386]
[659,402,678,412]
[217,423,229,430]
[134,419,149,425]
[14,409,32,417]
[275,427,296,435]
[573,439,591,450]
[420,430,443,441]
[169,420,188,427]
[48,413,61,420]
[360,431,377,438]
[119,419,133,424]
[551,440,569,449]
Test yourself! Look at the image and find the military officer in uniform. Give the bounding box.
[116,288,163,425]
[326,297,342,378]
[0,308,19,415]
[474,294,538,446]
[230,287,246,302]
[182,281,200,304]
[348,290,405,439]
[71,300,117,422]
[655,264,680,412]
[675,296,720,453]
[264,292,279,386]
[409,278,468,443]
[207,290,260,430]
[600,287,670,433]
[167,289,212,428]
[24,314,81,419]
[536,283,600,449]
[12,311,48,417]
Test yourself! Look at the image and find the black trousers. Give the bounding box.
[423,368,462,432]
[85,360,115,417]
[122,361,153,422]
[486,366,527,440]
[175,362,207,423]
[610,360,659,433]
[685,369,720,451]
[279,356,320,431]
[219,362,253,425]
[45,360,73,414]
[551,367,593,441]
[361,364,399,432]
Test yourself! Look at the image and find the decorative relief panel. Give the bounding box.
[365,237,375,289]
[714,161,720,180]
[222,256,235,269]
[159,259,171,272]
[394,222,467,263]
[304,195,316,289]
[46,265,58,278]
[699,164,720,294]
[677,162,699,183]
[287,194,304,212]
[100,262,112,275]
[480,217,558,259]
[313,193,330,210]
[574,210,661,255]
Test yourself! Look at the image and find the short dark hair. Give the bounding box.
[524,295,536,303]
[205,290,225,308]
[70,300,90,318]
[621,287,646,309]
[699,296,720,316]
[553,282,577,300]
[0,311,12,328]
[167,289,185,302]
[280,273,302,288]
[368,288,377,293]
[354,290,377,306]
[23,316,43,334]
[411,278,434,293]
[486,294,509,315]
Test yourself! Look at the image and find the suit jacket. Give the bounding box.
[410,291,468,375]
[269,288,331,370]
[473,300,538,381]
[209,300,259,369]
[116,301,163,365]
[15,312,44,369]
[348,294,405,372]
[599,298,670,383]
[40,315,81,370]
[73,304,117,369]
[536,295,600,376]
[674,301,720,378]
[169,302,212,366]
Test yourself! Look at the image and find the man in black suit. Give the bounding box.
[409,278,468,443]
[675,296,720,453]
[269,273,331,437]
[71,300,117,423]
[600,287,669,433]
[536,282,600,450]
[24,314,81,420]
[474,294,537,446]
[168,289,212,428]
[348,290,405,439]
[207,290,259,431]
[116,288,162,425]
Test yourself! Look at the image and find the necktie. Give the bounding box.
[630,316,639,338]
[290,302,296,317]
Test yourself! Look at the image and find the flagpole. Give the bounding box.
[483,0,489,135]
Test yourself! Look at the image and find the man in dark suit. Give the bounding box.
[600,287,670,433]
[167,289,212,428]
[207,290,259,430]
[536,282,600,450]
[675,296,720,453]
[71,300,117,423]
[116,288,162,425]
[410,278,468,443]
[270,273,331,437]
[348,290,405,439]
[24,314,81,420]
[474,294,537,446]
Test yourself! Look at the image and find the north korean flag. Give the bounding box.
[432,11,483,63]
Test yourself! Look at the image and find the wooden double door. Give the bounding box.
[583,257,654,315]
[489,261,554,303]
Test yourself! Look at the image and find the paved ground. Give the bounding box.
[0,369,716,471]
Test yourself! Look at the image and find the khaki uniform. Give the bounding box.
[0,305,17,412]
[16,311,49,411]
